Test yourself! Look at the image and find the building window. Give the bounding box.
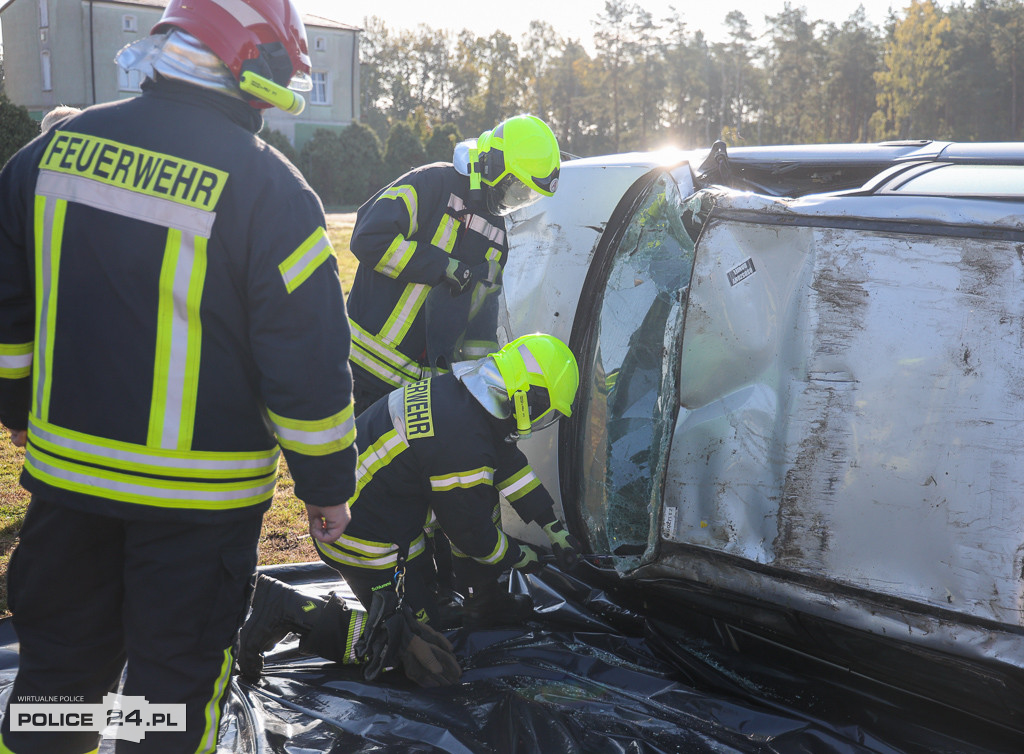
[41,50,52,91]
[38,0,48,28]
[122,15,137,32]
[118,67,143,93]
[310,71,328,105]
[314,36,326,51]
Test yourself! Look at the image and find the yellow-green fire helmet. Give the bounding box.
[476,115,560,216]
[490,334,579,438]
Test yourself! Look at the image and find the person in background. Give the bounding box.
[0,0,356,751]
[39,105,82,134]
[238,334,582,684]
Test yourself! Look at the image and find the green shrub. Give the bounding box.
[336,121,385,205]
[424,122,462,164]
[261,127,300,167]
[382,121,426,185]
[0,95,40,168]
[298,128,345,205]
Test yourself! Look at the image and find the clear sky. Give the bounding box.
[297,0,908,47]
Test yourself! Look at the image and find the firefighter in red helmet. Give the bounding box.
[0,1,356,751]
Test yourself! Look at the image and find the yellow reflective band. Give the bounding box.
[267,403,356,457]
[379,184,418,236]
[328,530,406,555]
[429,466,495,492]
[196,648,234,754]
[33,194,65,422]
[423,507,440,534]
[29,416,280,479]
[348,428,408,508]
[0,342,32,379]
[279,227,334,294]
[496,466,540,502]
[477,530,510,565]
[345,608,366,663]
[379,282,429,345]
[148,229,207,451]
[403,380,433,439]
[315,531,426,569]
[430,214,460,253]
[350,323,423,385]
[40,132,227,212]
[36,171,216,238]
[25,444,277,510]
[465,213,505,245]
[462,340,499,359]
[374,234,417,278]
[350,342,412,389]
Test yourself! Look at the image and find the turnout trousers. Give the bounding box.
[0,496,262,753]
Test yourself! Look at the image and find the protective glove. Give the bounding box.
[443,259,494,297]
[397,604,462,687]
[354,590,461,687]
[512,543,545,574]
[442,259,476,296]
[353,590,403,682]
[542,520,581,571]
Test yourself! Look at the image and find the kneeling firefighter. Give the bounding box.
[239,334,582,685]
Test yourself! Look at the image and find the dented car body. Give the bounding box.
[498,141,1024,739]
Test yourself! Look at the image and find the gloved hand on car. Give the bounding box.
[542,520,581,570]
[524,510,582,572]
[512,542,545,574]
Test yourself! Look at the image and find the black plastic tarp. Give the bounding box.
[0,562,1017,753]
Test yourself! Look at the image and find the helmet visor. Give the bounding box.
[529,407,563,434]
[487,173,543,216]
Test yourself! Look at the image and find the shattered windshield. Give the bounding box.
[574,172,705,568]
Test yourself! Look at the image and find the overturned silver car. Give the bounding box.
[498,140,1024,742]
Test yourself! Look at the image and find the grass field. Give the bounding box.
[0,214,360,616]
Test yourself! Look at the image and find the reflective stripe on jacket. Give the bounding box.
[0,81,357,521]
[315,374,555,571]
[346,164,508,389]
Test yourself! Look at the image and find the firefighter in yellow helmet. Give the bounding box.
[346,115,561,413]
[239,334,583,686]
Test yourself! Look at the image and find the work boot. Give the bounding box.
[237,574,327,681]
[461,582,533,629]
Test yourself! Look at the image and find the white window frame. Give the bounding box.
[41,50,52,91]
[122,14,138,32]
[310,70,329,105]
[314,36,327,52]
[118,66,143,93]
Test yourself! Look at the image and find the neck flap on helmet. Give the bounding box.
[452,357,512,421]
[116,30,244,101]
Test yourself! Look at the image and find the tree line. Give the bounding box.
[357,0,1024,155]
[3,0,1022,207]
